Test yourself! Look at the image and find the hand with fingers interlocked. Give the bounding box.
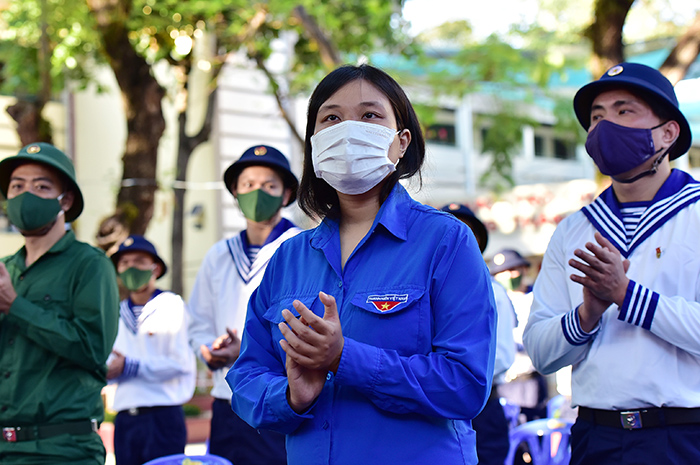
[278,291,344,413]
[569,232,631,332]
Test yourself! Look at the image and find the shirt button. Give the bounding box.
[19,276,24,281]
[322,421,329,430]
[326,372,333,381]
[1,406,7,412]
[3,372,9,379]
[337,281,342,288]
[44,295,51,301]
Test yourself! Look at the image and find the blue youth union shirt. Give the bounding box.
[228,183,497,465]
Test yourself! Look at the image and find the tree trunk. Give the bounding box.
[170,88,217,295]
[6,100,53,146]
[87,0,165,239]
[171,132,188,295]
[6,0,54,147]
[659,12,700,85]
[585,0,635,78]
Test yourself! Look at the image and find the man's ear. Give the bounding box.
[60,190,75,213]
[282,187,292,206]
[661,120,681,146]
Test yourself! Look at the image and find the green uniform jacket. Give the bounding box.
[0,231,119,461]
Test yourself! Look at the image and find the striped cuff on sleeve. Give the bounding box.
[617,280,658,330]
[561,306,599,346]
[120,357,140,380]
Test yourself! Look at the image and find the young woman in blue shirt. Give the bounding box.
[227,64,497,465]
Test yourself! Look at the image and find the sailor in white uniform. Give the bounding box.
[108,235,196,465]
[524,62,700,464]
[187,145,300,465]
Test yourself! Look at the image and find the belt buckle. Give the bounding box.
[128,407,139,416]
[620,411,643,429]
[90,419,98,433]
[2,427,17,442]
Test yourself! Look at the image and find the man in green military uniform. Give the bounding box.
[0,143,119,464]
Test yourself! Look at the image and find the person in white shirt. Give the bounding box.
[523,62,700,464]
[188,145,300,465]
[441,203,516,465]
[107,235,196,465]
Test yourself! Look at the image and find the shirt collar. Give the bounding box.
[48,230,77,253]
[310,183,410,249]
[9,230,76,271]
[241,217,297,252]
[583,169,700,257]
[376,183,409,241]
[600,169,696,212]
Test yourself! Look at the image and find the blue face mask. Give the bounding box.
[585,120,667,181]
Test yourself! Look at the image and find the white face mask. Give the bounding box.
[311,120,400,195]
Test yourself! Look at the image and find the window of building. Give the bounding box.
[534,125,576,160]
[534,135,544,156]
[553,138,576,160]
[424,109,457,146]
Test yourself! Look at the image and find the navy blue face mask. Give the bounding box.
[585,119,669,183]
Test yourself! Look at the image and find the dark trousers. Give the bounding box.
[472,395,510,465]
[114,405,186,465]
[571,417,700,465]
[210,398,287,465]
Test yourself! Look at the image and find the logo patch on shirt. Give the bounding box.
[366,294,409,312]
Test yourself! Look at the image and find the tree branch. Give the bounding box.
[659,12,700,85]
[254,54,304,148]
[292,5,341,68]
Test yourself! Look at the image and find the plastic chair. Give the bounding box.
[142,453,233,465]
[546,395,566,419]
[504,418,573,465]
[500,397,522,429]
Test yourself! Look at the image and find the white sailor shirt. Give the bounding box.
[524,169,700,410]
[188,218,301,400]
[111,290,196,412]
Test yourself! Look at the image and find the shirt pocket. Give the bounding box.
[262,293,323,357]
[349,286,427,355]
[25,287,72,318]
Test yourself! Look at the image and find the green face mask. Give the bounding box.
[237,189,283,222]
[5,191,63,232]
[119,267,154,292]
[510,275,523,291]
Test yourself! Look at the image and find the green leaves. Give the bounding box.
[0,0,102,97]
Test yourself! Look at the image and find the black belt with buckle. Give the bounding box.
[2,419,98,442]
[120,405,174,416]
[579,406,700,430]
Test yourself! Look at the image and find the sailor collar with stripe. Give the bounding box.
[119,289,164,334]
[582,169,700,258]
[227,217,298,284]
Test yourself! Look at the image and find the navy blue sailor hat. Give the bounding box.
[573,62,692,160]
[223,145,299,206]
[111,235,167,278]
[488,249,531,276]
[440,203,488,253]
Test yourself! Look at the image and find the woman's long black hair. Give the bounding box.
[298,64,425,220]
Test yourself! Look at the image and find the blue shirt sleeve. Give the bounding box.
[228,281,312,434]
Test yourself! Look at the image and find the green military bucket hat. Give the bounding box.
[0,142,84,222]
